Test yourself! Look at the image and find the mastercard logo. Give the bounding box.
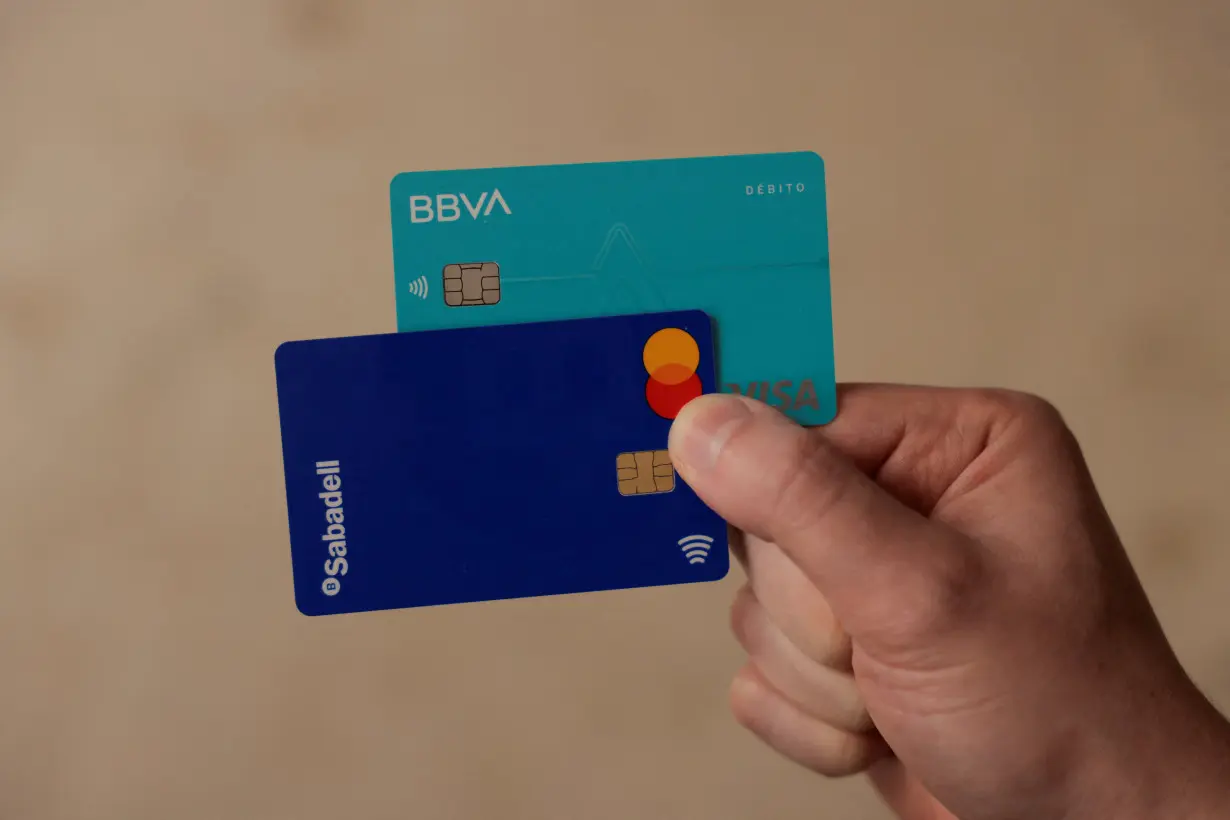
[643,327,703,419]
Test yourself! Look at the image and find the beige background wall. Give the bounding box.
[2,2,1227,818]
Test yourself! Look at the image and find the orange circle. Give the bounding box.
[642,328,699,385]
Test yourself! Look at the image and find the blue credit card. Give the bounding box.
[389,151,836,425]
[274,310,730,616]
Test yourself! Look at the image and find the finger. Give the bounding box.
[730,585,871,733]
[823,383,1081,557]
[729,663,888,778]
[822,383,1061,516]
[728,525,749,572]
[742,533,851,669]
[670,394,977,635]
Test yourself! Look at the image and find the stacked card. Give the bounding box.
[274,151,836,615]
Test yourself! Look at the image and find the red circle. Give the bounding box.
[646,372,702,419]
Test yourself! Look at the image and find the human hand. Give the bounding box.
[668,385,1230,820]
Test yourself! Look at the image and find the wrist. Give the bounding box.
[1063,679,1230,820]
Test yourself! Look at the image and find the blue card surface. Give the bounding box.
[274,310,729,616]
[389,151,837,425]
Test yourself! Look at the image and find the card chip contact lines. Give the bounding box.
[443,262,501,306]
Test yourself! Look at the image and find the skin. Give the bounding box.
[667,385,1230,820]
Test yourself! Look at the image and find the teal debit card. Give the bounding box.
[389,151,836,425]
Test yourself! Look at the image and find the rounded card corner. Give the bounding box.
[294,596,323,617]
[799,150,825,169]
[273,340,297,368]
[388,172,408,193]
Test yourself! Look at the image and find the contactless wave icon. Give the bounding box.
[408,275,429,299]
[679,534,715,564]
[642,327,702,419]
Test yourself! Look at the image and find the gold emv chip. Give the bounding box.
[617,450,675,496]
[443,262,501,307]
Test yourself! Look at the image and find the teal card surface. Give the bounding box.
[389,151,836,424]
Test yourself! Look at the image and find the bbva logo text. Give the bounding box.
[408,190,511,223]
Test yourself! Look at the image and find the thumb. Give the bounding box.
[668,394,977,639]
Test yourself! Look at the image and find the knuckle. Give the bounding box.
[803,619,853,669]
[844,703,876,734]
[728,525,748,569]
[822,731,877,777]
[728,666,766,729]
[953,389,1080,470]
[728,586,759,649]
[977,388,1068,433]
[799,727,881,778]
[729,665,880,778]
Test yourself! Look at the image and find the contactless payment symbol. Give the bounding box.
[679,534,715,564]
[408,275,429,300]
[642,327,702,420]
